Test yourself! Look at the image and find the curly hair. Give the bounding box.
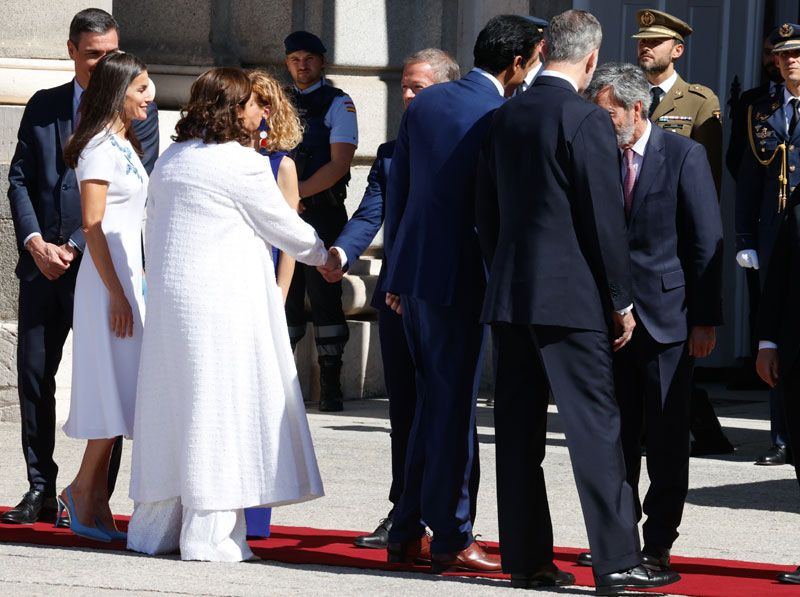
[248,69,303,152]
[173,67,253,146]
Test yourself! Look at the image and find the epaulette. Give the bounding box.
[687,83,715,99]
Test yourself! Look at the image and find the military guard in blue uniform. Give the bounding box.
[736,23,800,466]
[283,31,358,412]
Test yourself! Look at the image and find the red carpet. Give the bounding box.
[0,508,796,596]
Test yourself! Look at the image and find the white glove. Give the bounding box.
[736,249,759,269]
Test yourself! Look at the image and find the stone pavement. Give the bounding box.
[0,383,797,596]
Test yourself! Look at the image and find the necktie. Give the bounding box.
[623,148,636,219]
[790,98,800,137]
[649,87,662,119]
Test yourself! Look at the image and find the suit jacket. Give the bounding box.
[651,74,722,194]
[735,84,800,277]
[383,70,505,317]
[626,125,724,344]
[476,75,632,332]
[334,139,394,310]
[726,82,775,180]
[8,80,159,282]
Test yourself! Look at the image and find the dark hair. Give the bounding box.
[473,14,542,75]
[173,67,253,146]
[69,8,118,47]
[63,52,147,169]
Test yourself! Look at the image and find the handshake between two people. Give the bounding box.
[316,247,344,282]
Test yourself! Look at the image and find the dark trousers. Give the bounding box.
[614,326,693,550]
[378,306,479,521]
[16,268,122,497]
[781,359,800,487]
[387,296,484,554]
[286,203,349,356]
[493,323,641,576]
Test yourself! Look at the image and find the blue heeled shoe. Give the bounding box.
[57,487,111,542]
[95,519,127,542]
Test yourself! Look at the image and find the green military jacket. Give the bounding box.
[651,74,723,194]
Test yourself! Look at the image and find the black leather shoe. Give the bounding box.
[642,545,671,571]
[777,566,800,584]
[511,563,575,588]
[755,445,791,465]
[1,489,59,525]
[594,565,680,595]
[353,516,392,548]
[576,552,592,567]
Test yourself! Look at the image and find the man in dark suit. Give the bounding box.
[381,15,540,574]
[580,62,723,572]
[476,10,679,593]
[3,8,159,526]
[321,48,463,550]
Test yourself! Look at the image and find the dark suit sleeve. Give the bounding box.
[133,101,160,175]
[677,143,724,326]
[735,136,765,252]
[334,151,387,269]
[475,120,499,268]
[8,99,42,251]
[756,209,792,344]
[572,109,633,311]
[383,111,411,273]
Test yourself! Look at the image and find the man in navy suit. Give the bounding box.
[477,11,679,593]
[381,15,540,573]
[322,48,462,550]
[581,62,723,572]
[3,8,159,526]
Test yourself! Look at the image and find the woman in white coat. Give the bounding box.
[127,67,339,561]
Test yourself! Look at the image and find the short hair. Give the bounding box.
[69,8,118,47]
[585,62,651,114]
[404,48,460,83]
[174,67,253,146]
[545,10,602,64]
[473,14,543,75]
[248,70,303,152]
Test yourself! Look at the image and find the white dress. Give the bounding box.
[127,139,327,561]
[64,131,147,439]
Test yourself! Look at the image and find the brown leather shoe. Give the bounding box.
[387,533,431,564]
[431,540,501,573]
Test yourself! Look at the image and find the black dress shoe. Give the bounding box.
[777,566,800,584]
[353,516,392,548]
[1,489,59,525]
[642,545,671,571]
[594,565,680,595]
[576,552,592,567]
[511,563,575,588]
[755,445,791,466]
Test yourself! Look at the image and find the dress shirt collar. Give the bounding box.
[470,67,505,96]
[783,85,800,107]
[294,77,326,95]
[650,70,678,95]
[522,63,542,88]
[628,120,652,158]
[73,78,84,121]
[539,69,579,92]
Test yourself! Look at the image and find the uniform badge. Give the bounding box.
[756,112,769,122]
[640,11,655,27]
[780,23,794,37]
[712,109,722,122]
[756,126,773,139]
[772,102,781,112]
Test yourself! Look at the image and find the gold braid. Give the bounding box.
[747,104,788,211]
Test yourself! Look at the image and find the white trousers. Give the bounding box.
[127,497,254,562]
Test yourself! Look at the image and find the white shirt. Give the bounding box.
[515,62,543,95]
[471,67,505,97]
[620,121,652,184]
[294,77,359,145]
[650,70,678,100]
[782,86,800,133]
[539,69,579,92]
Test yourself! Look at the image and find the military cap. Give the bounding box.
[284,30,326,55]
[525,16,549,32]
[632,9,692,42]
[772,23,800,53]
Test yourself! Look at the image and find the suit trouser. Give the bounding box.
[16,268,122,497]
[781,359,800,488]
[493,323,641,576]
[286,203,350,356]
[378,306,479,521]
[387,296,484,554]
[614,326,693,550]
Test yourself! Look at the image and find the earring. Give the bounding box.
[258,117,270,155]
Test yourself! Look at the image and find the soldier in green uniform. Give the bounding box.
[633,9,723,195]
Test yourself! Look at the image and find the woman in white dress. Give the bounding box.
[127,67,338,561]
[60,52,152,542]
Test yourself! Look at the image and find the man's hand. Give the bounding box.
[688,325,716,358]
[26,236,70,280]
[317,247,345,283]
[756,348,779,388]
[386,292,402,315]
[611,310,636,351]
[58,243,79,264]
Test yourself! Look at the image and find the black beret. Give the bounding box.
[284,31,326,55]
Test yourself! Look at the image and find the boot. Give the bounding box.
[319,357,344,412]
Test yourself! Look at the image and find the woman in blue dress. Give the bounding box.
[249,70,304,302]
